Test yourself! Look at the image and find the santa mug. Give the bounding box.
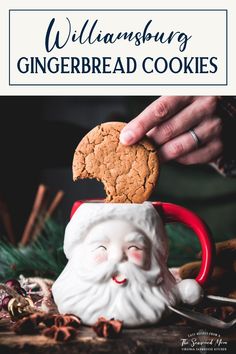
[52,200,214,327]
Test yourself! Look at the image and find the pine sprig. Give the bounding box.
[167,223,201,267]
[0,219,67,282]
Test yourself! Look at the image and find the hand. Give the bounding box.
[120,96,223,164]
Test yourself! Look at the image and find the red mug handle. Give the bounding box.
[152,201,215,286]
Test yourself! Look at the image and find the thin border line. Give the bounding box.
[9,84,227,86]
[9,9,227,12]
[9,10,11,86]
[9,9,228,87]
[226,9,228,85]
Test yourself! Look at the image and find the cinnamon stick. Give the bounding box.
[31,190,64,241]
[45,190,64,219]
[19,184,48,246]
[0,197,16,245]
[197,238,236,258]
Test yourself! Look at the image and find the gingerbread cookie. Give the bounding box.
[72,122,159,203]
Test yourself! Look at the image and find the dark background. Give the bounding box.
[0,96,236,244]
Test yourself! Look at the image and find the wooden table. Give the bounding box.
[0,324,235,354]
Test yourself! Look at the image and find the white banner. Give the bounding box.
[9,10,227,86]
[0,0,235,95]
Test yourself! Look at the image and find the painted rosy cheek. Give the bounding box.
[93,247,107,264]
[128,247,144,265]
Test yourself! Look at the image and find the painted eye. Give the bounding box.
[128,245,142,251]
[97,245,107,251]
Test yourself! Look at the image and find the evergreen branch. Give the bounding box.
[0,219,67,282]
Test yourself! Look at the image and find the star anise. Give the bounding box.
[54,314,81,329]
[13,312,45,334]
[13,312,59,333]
[43,325,77,342]
[92,317,123,338]
[13,312,81,342]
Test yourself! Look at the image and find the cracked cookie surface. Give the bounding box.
[72,122,159,203]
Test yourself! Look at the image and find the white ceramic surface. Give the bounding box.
[52,202,203,327]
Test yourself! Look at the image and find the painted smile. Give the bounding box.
[112,274,127,285]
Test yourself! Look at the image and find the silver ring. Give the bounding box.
[189,129,201,148]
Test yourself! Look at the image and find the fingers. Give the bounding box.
[119,95,222,166]
[147,97,218,145]
[120,96,193,145]
[176,139,223,165]
[159,117,222,163]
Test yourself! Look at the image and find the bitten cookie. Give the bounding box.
[72,122,159,203]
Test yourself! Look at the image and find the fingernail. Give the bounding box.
[120,130,135,145]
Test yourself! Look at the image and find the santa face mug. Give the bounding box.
[52,201,214,327]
